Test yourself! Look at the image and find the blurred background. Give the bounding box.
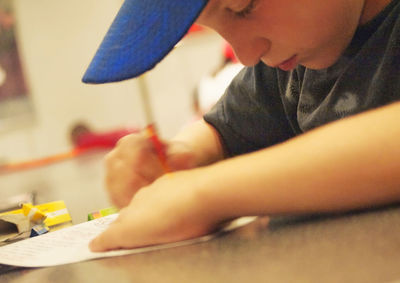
[0,0,228,163]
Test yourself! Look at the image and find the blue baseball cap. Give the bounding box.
[82,0,208,84]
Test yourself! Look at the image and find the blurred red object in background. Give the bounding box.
[187,24,204,34]
[71,123,139,150]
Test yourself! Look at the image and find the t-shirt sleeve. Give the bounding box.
[204,63,295,157]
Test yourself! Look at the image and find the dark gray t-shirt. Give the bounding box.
[204,0,400,157]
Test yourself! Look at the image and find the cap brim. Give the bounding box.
[82,0,208,84]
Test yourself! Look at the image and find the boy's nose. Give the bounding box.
[225,36,271,67]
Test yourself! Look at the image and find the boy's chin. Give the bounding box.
[300,55,341,70]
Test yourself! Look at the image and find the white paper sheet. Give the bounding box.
[0,214,256,267]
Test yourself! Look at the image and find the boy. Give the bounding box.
[82,0,400,251]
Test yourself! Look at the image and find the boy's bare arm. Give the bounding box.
[91,102,400,251]
[202,101,400,218]
[170,119,226,167]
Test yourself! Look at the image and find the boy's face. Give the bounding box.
[196,0,368,70]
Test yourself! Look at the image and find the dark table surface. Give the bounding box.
[1,151,400,283]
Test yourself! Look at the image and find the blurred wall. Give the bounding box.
[0,0,223,162]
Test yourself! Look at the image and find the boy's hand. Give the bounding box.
[105,132,196,208]
[90,171,220,251]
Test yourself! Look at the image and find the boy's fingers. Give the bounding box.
[89,225,125,252]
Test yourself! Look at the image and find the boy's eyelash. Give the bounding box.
[235,0,257,18]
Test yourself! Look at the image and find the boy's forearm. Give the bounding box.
[199,102,400,219]
[171,119,225,166]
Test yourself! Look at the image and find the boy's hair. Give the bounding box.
[83,0,207,84]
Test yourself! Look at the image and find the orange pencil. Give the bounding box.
[145,124,171,173]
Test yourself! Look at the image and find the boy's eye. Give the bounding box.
[234,0,257,18]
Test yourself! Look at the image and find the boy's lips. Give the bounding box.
[277,55,298,71]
